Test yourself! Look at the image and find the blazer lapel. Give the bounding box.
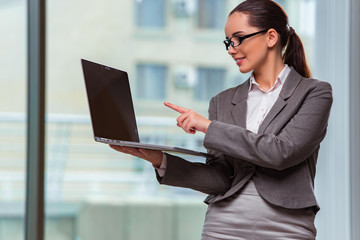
[230,80,249,128]
[257,68,303,134]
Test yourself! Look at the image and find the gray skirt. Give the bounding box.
[201,180,316,240]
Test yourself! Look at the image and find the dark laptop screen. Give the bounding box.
[81,59,140,142]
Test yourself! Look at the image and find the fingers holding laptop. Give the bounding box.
[109,145,163,168]
[164,102,211,134]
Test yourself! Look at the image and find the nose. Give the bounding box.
[227,44,237,55]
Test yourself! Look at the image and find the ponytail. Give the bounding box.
[230,0,312,78]
[283,27,312,78]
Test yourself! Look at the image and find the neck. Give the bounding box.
[253,54,285,91]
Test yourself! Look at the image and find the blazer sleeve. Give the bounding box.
[204,80,333,171]
[156,98,234,195]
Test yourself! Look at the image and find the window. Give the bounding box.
[197,0,226,29]
[195,67,226,101]
[135,0,166,28]
[0,0,26,239]
[274,0,286,7]
[136,63,168,100]
[30,0,356,239]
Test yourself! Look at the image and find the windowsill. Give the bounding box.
[193,28,225,42]
[132,27,172,40]
[132,26,224,42]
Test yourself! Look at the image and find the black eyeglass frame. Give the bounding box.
[223,29,269,50]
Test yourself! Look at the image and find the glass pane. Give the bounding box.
[135,0,166,28]
[197,0,226,29]
[136,63,167,100]
[44,0,321,239]
[0,0,26,239]
[195,67,226,101]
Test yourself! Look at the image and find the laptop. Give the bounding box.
[81,59,211,158]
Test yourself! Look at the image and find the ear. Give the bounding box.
[267,29,279,48]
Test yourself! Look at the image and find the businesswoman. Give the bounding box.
[111,0,333,239]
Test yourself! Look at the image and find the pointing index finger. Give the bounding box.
[164,102,188,114]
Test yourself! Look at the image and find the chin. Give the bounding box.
[238,65,252,74]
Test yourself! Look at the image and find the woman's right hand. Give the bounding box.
[109,145,163,168]
[164,102,211,134]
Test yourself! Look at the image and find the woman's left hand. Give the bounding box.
[109,145,163,168]
[164,102,211,134]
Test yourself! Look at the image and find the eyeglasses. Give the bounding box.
[223,29,268,50]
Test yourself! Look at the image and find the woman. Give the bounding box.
[111,0,333,239]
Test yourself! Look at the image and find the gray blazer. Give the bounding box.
[157,68,333,212]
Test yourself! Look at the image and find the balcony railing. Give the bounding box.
[0,112,207,203]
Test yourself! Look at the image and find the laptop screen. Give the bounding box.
[81,59,140,142]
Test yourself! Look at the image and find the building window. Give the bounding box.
[135,0,166,28]
[197,0,226,29]
[274,0,286,6]
[195,67,226,101]
[136,63,167,100]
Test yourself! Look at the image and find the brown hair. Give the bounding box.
[230,0,311,78]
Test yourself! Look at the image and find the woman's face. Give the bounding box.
[224,12,269,73]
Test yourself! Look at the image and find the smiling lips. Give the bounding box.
[235,57,246,65]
